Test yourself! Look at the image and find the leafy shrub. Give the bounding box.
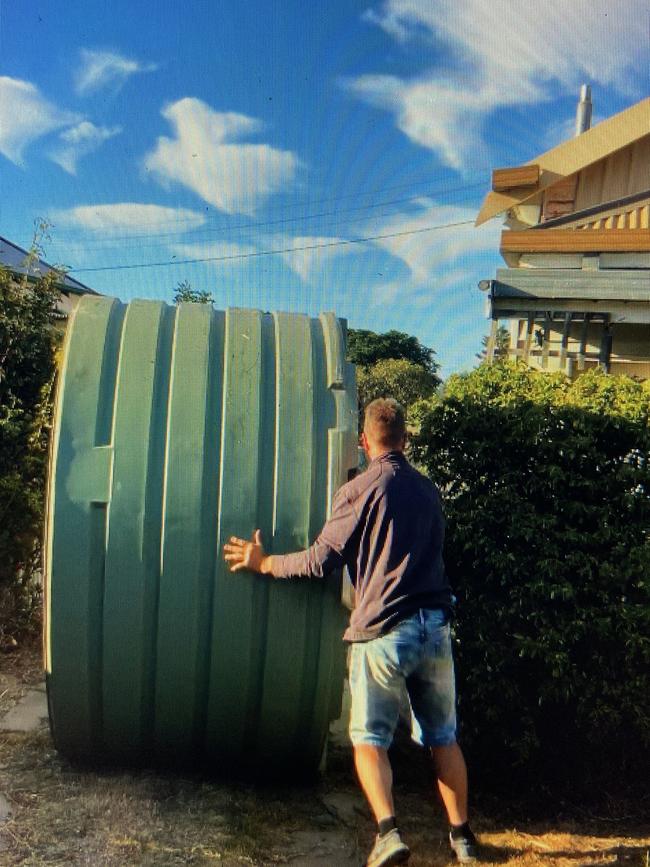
[357,358,440,413]
[0,266,59,642]
[411,362,650,793]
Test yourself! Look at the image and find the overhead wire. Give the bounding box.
[47,177,490,248]
[48,192,484,259]
[48,170,492,241]
[70,218,477,273]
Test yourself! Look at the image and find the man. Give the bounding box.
[223,398,478,866]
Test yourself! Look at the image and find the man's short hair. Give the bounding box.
[363,398,406,449]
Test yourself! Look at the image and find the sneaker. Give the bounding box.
[365,828,410,867]
[449,828,478,863]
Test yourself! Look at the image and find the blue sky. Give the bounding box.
[1,0,647,374]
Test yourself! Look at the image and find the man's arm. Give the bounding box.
[223,488,360,578]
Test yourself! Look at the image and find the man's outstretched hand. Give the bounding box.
[223,529,271,574]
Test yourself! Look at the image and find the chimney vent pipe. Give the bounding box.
[575,84,592,136]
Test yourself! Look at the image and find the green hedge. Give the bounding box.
[411,363,650,792]
[0,267,59,642]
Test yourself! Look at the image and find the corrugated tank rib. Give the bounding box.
[45,297,358,774]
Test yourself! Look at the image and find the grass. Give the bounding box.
[1,641,649,866]
[1,725,342,865]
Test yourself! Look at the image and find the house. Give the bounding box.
[0,235,98,319]
[476,90,650,378]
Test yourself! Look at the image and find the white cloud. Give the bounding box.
[362,6,413,42]
[366,279,404,308]
[369,199,500,283]
[53,203,207,235]
[365,0,644,89]
[368,266,478,313]
[352,0,647,168]
[348,74,514,171]
[143,98,299,214]
[0,77,80,165]
[75,49,157,95]
[278,235,360,282]
[49,121,122,174]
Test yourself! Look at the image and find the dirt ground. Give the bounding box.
[1,641,649,866]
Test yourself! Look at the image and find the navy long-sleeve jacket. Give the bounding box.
[273,451,453,641]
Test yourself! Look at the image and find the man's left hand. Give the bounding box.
[223,529,268,574]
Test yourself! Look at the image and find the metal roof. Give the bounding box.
[0,236,98,295]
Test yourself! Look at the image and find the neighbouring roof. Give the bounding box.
[476,97,650,226]
[0,236,97,295]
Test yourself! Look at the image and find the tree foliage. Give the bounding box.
[477,324,510,360]
[0,265,59,641]
[348,328,441,424]
[173,280,214,305]
[348,328,439,376]
[411,362,650,793]
[357,358,439,412]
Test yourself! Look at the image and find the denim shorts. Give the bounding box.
[348,608,457,749]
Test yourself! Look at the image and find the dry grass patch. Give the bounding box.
[391,789,650,866]
[1,644,649,866]
[2,728,650,866]
[0,728,339,865]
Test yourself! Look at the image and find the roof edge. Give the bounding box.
[0,235,98,294]
[476,96,650,226]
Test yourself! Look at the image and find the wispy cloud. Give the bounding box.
[169,235,358,278]
[168,241,258,267]
[358,201,503,374]
[352,0,647,168]
[347,73,510,171]
[53,203,207,235]
[369,199,500,284]
[49,121,122,174]
[75,48,158,95]
[0,77,80,165]
[278,235,361,282]
[143,98,299,214]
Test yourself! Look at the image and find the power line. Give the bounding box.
[46,181,484,244]
[48,188,482,247]
[46,184,479,250]
[49,171,491,239]
[70,218,476,274]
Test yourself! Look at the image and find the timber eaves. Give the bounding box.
[500,228,650,254]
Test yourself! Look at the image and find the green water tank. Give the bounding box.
[44,296,358,774]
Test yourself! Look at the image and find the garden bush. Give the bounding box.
[0,266,59,643]
[357,358,440,412]
[411,362,650,794]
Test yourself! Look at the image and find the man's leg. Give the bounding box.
[407,609,478,861]
[354,746,411,865]
[430,741,468,825]
[348,633,415,866]
[354,744,395,822]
